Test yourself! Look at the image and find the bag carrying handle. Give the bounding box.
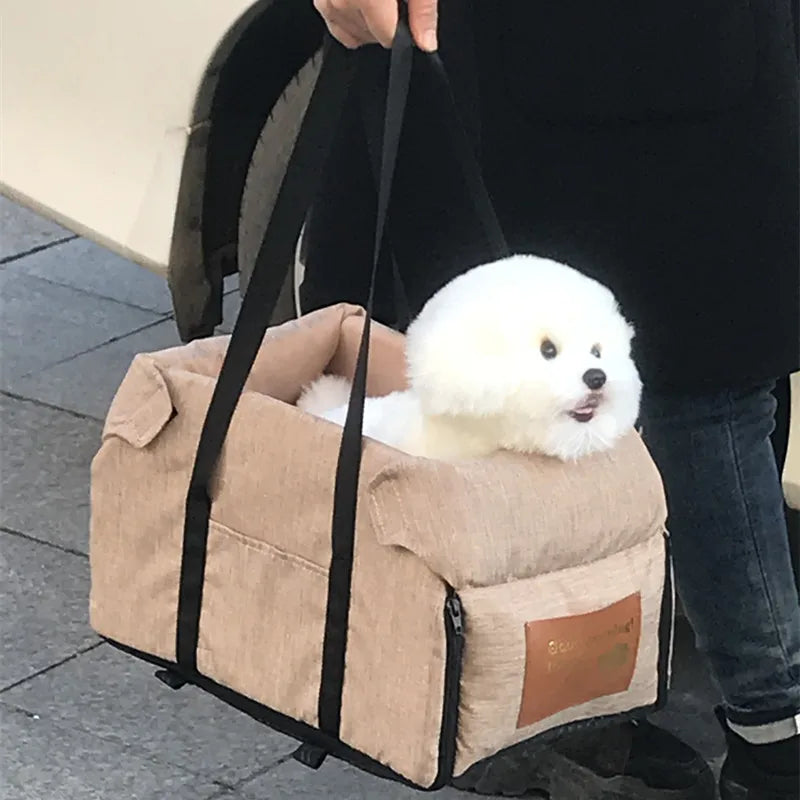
[320,8,511,737]
[317,6,414,735]
[176,4,509,738]
[176,34,356,672]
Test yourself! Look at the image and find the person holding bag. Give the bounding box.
[305,1,800,798]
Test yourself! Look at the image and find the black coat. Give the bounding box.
[300,0,800,392]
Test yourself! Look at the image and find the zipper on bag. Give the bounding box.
[434,591,465,788]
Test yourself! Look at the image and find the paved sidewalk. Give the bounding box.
[0,196,725,799]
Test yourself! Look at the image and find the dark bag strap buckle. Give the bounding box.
[292,742,328,770]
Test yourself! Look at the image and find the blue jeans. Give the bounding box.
[640,382,800,743]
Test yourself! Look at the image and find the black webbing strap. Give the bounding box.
[358,56,412,332]
[176,37,357,671]
[425,53,509,260]
[317,13,509,736]
[316,12,414,736]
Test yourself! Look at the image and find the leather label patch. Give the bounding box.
[516,593,642,728]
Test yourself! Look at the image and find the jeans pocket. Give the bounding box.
[494,0,757,123]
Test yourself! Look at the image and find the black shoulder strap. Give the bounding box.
[175,6,509,740]
[176,37,357,671]
[318,14,508,735]
[316,11,414,736]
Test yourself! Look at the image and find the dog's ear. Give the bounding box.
[405,322,522,417]
[614,302,636,342]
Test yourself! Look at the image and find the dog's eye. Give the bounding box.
[540,339,558,360]
[591,344,602,358]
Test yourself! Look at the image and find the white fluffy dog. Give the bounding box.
[297,254,642,462]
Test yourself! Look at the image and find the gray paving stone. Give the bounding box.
[0,195,71,261]
[0,271,161,386]
[12,280,264,420]
[11,318,182,420]
[240,758,473,800]
[217,290,243,333]
[0,394,101,554]
[217,279,298,333]
[0,532,98,691]
[224,272,240,294]
[0,704,225,800]
[3,644,296,786]
[3,236,174,314]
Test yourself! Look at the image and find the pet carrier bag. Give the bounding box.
[89,15,675,791]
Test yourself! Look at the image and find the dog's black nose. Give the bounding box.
[583,368,607,390]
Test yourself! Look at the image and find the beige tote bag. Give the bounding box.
[90,21,675,790]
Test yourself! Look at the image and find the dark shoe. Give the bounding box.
[451,719,716,799]
[716,708,799,800]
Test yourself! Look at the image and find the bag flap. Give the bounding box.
[102,354,174,448]
[367,432,668,589]
[101,303,379,451]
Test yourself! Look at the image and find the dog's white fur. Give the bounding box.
[297,255,642,461]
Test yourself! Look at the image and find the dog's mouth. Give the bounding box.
[568,393,602,423]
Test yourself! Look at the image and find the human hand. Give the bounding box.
[313,0,438,52]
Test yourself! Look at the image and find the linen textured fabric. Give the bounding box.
[90,305,671,786]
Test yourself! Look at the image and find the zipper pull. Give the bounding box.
[447,595,464,636]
